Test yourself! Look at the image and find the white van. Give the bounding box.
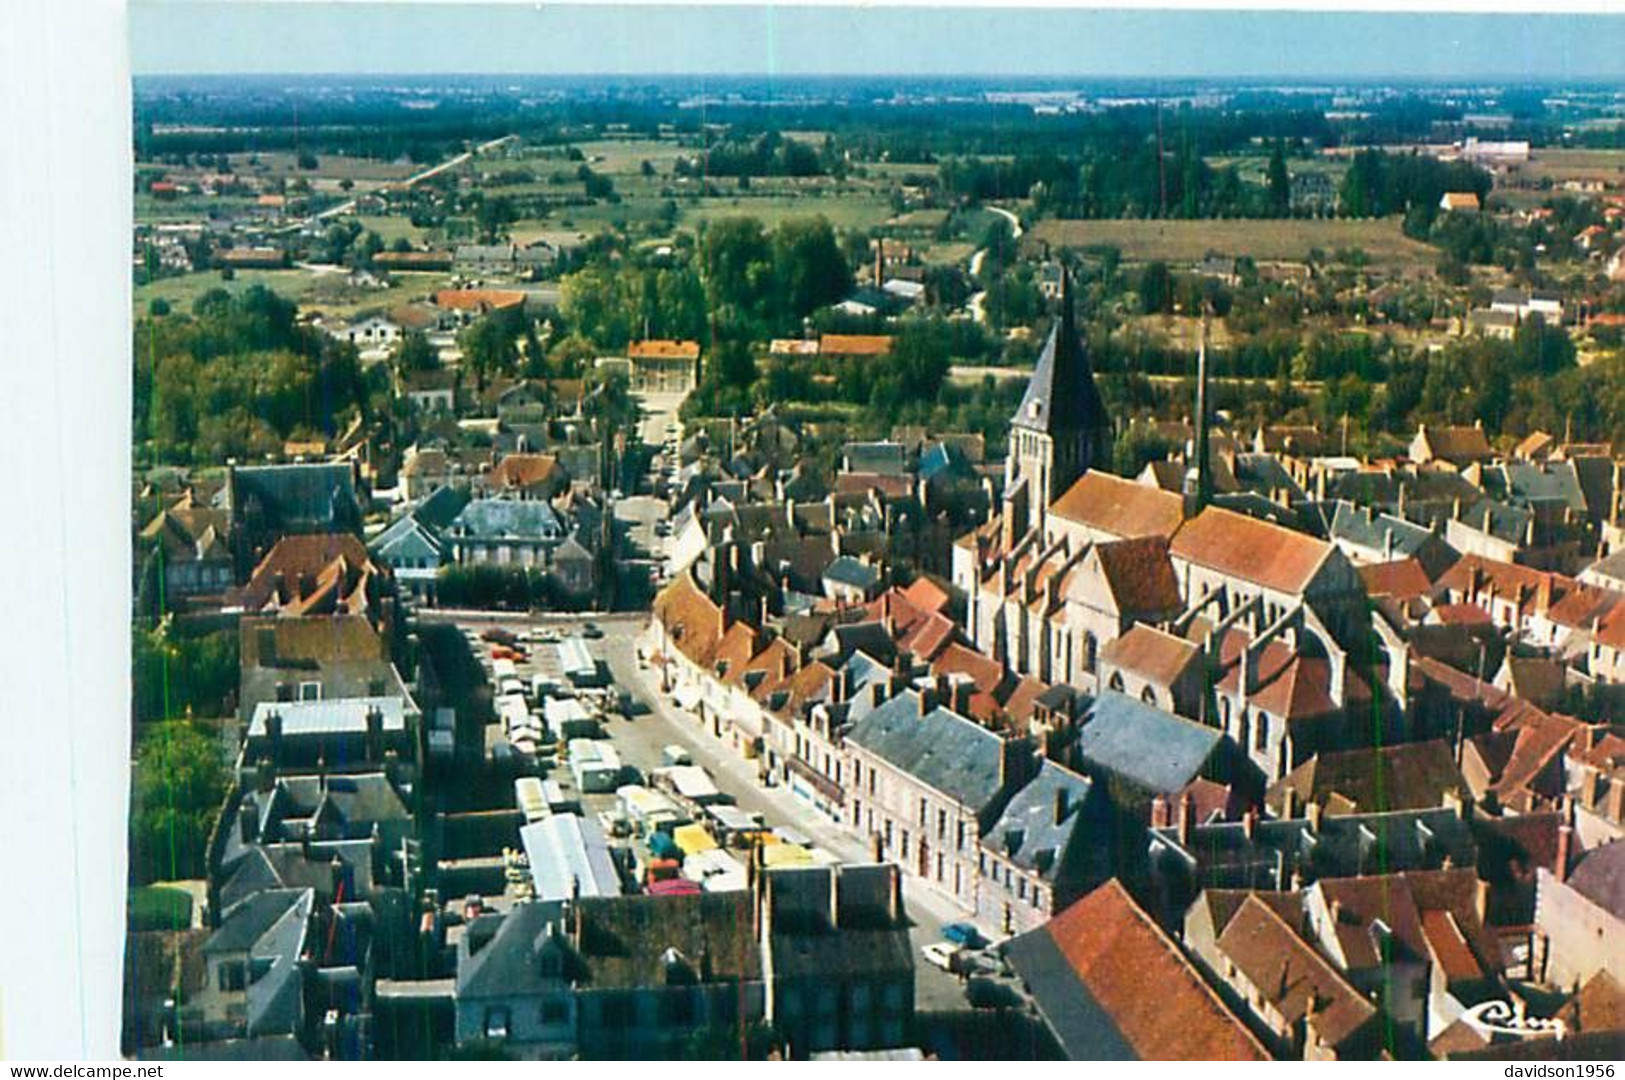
[661,744,692,767]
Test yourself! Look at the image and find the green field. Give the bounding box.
[1027,216,1436,268]
[135,268,450,321]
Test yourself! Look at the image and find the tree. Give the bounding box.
[459,309,523,391]
[1267,138,1290,216]
[130,717,229,883]
[394,330,439,375]
[1137,261,1174,315]
[296,150,318,170]
[771,216,852,323]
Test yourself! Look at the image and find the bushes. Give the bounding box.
[437,564,572,611]
[128,885,194,931]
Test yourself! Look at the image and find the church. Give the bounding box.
[952,271,1381,784]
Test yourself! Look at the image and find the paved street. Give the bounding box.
[449,613,974,1011]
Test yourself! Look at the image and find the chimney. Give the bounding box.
[1152,794,1169,828]
[1556,824,1573,883]
[239,802,258,844]
[256,757,275,793]
[266,711,284,754]
[916,688,931,718]
[365,706,384,761]
[1474,878,1490,924]
[1243,807,1258,840]
[1177,790,1196,846]
[828,865,841,931]
[887,863,903,924]
[1306,799,1323,833]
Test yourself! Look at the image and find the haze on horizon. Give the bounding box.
[131,3,1625,82]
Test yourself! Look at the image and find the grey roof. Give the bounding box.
[370,515,446,563]
[1012,276,1107,439]
[519,814,622,903]
[843,441,909,476]
[823,555,880,590]
[1567,840,1625,918]
[983,761,1097,882]
[1076,692,1223,796]
[845,690,1007,810]
[1328,501,1442,558]
[1456,498,1533,545]
[1150,806,1478,888]
[248,696,408,739]
[1005,927,1137,1060]
[455,900,570,999]
[229,463,359,532]
[449,498,563,541]
[202,888,313,1038]
[1232,453,1307,500]
[1481,462,1588,512]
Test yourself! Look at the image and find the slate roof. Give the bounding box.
[448,498,564,541]
[845,690,1008,810]
[1567,840,1625,918]
[822,555,880,591]
[1012,278,1108,439]
[1152,806,1478,887]
[842,441,909,476]
[1006,880,1267,1061]
[455,900,570,999]
[573,891,759,989]
[1076,692,1223,796]
[228,463,360,532]
[202,887,313,1038]
[983,761,1096,882]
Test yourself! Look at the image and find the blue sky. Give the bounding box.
[130,3,1624,80]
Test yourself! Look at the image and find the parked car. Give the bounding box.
[481,627,519,646]
[921,942,959,972]
[966,976,1021,1010]
[581,622,604,639]
[942,923,986,949]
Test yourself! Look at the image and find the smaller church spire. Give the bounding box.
[1189,305,1213,513]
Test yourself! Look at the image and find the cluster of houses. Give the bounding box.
[644,278,1625,1060]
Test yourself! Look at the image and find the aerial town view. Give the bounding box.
[110,1,1625,1065]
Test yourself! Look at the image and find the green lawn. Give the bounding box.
[128,885,194,932]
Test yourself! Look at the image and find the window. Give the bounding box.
[1141,686,1157,705]
[1017,877,1027,901]
[1255,711,1269,751]
[901,831,910,859]
[956,820,966,852]
[919,797,928,826]
[298,681,321,702]
[484,1007,511,1039]
[937,808,947,839]
[1108,672,1125,693]
[217,960,246,992]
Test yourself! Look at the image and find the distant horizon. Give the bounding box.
[130,4,1625,81]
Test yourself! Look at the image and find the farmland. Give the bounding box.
[1027,216,1437,268]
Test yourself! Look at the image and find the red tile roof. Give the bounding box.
[1045,881,1269,1061]
[1092,536,1183,615]
[1217,895,1377,1052]
[653,572,727,667]
[1357,558,1435,601]
[487,453,562,491]
[900,576,950,614]
[1100,624,1201,688]
[628,339,701,360]
[434,288,526,311]
[818,334,893,357]
[1050,470,1185,540]
[1171,506,1335,595]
